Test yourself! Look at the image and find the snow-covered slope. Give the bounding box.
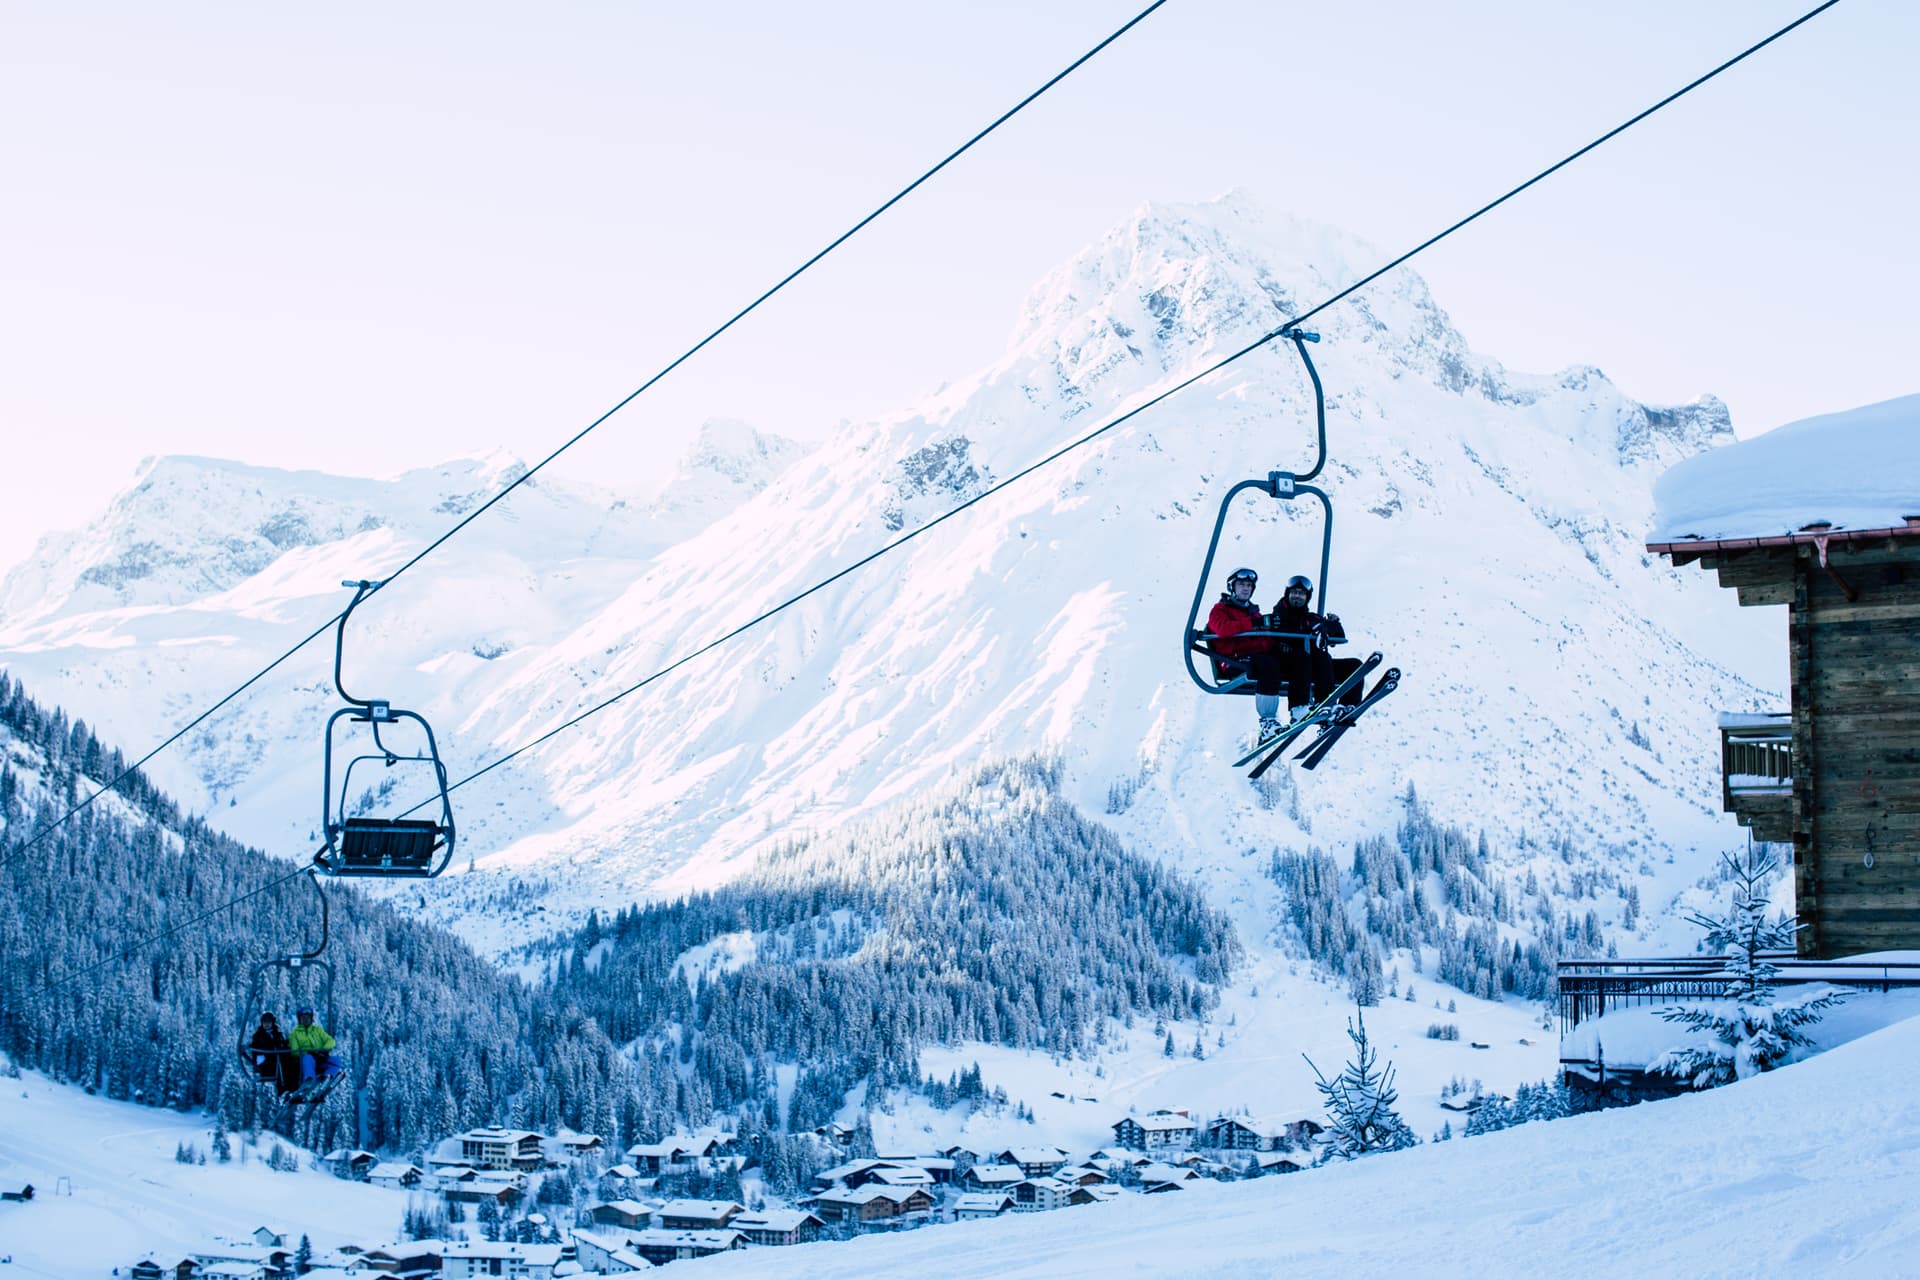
[697,1008,1920,1280]
[0,193,1779,942]
[0,1061,416,1277]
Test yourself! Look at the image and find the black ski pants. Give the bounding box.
[1278,644,1363,709]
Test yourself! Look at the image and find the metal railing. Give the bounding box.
[1557,954,1920,1038]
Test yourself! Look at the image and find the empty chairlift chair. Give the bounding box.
[317,579,457,878]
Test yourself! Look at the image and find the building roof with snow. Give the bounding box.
[1649,394,1920,549]
[443,1242,564,1264]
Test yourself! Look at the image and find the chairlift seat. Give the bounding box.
[336,817,443,876]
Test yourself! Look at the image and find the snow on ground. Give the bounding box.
[887,958,1554,1156]
[0,1067,414,1278]
[702,1008,1920,1280]
[1562,986,1920,1068]
[1651,392,1920,541]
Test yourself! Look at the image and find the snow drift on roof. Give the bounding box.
[1649,393,1920,543]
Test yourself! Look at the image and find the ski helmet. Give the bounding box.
[1226,567,1258,590]
[1284,574,1313,601]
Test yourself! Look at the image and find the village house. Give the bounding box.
[1253,1151,1310,1175]
[730,1208,824,1246]
[440,1175,517,1207]
[812,1157,902,1190]
[455,1125,544,1172]
[809,1184,935,1227]
[354,1242,444,1279]
[904,1156,957,1183]
[1010,1177,1074,1212]
[587,1200,653,1230]
[190,1244,284,1275]
[952,1193,1014,1221]
[996,1146,1070,1178]
[1112,1110,1196,1151]
[192,1264,266,1280]
[957,1163,1025,1193]
[247,1227,292,1250]
[653,1198,742,1230]
[869,1165,934,1189]
[1088,1147,1148,1167]
[128,1258,199,1280]
[551,1130,605,1159]
[322,1149,378,1180]
[1052,1165,1111,1187]
[813,1120,857,1147]
[1139,1161,1202,1192]
[621,1227,745,1266]
[366,1161,425,1191]
[622,1134,722,1175]
[442,1241,563,1280]
[567,1229,649,1275]
[1205,1115,1319,1151]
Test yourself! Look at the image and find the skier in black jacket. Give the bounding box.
[1267,575,1364,720]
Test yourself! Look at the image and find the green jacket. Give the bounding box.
[288,1022,336,1054]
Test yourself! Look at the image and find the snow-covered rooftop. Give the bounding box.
[1649,393,1920,544]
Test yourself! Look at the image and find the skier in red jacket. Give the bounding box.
[1205,567,1287,739]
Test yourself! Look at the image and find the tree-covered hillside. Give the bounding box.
[0,673,641,1154]
[541,757,1241,1130]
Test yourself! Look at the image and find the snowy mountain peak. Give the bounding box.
[675,418,811,487]
[643,418,811,535]
[1007,193,1468,386]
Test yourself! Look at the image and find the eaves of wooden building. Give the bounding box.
[1649,519,1920,957]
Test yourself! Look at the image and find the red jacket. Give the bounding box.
[1206,597,1270,659]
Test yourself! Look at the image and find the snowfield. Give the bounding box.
[697,1010,1920,1280]
[0,1061,414,1278]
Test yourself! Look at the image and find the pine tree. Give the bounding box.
[295,1235,313,1275]
[1304,1009,1418,1160]
[1652,847,1844,1086]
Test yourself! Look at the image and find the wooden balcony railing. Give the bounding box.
[1720,712,1792,797]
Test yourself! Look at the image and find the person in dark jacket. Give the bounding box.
[249,1012,294,1095]
[1205,567,1288,738]
[1267,574,1363,719]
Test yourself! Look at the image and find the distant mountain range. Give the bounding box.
[0,192,1783,955]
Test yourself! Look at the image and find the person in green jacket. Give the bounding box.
[288,1007,337,1091]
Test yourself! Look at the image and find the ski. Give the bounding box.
[1293,667,1401,772]
[1240,652,1382,775]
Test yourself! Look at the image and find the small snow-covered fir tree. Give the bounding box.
[1652,846,1844,1087]
[1304,1009,1419,1160]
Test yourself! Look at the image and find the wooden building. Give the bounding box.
[1648,396,1920,957]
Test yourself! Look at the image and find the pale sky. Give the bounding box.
[3,0,1913,575]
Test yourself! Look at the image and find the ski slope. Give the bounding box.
[697,1009,1920,1280]
[0,1060,414,1278]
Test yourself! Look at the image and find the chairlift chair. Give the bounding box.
[236,871,345,1106]
[1182,329,1340,696]
[316,580,457,878]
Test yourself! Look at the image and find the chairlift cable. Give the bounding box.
[0,0,1171,872]
[14,0,1842,974]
